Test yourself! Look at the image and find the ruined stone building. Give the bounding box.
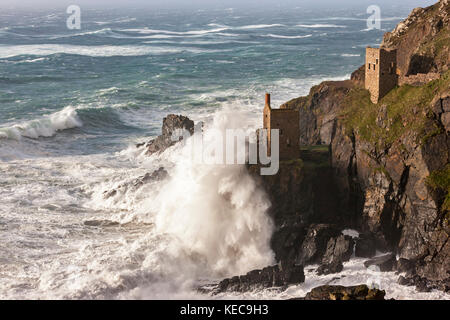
[365,47,398,103]
[262,93,300,160]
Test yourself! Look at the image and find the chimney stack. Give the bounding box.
[265,93,271,107]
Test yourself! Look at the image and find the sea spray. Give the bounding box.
[83,106,275,284]
[144,107,275,277]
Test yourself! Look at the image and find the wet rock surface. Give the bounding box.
[302,284,386,300]
[364,253,397,272]
[317,234,355,275]
[142,114,195,155]
[103,167,168,199]
[212,263,305,294]
[355,234,377,258]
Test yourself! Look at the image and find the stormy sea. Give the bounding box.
[0,2,447,299]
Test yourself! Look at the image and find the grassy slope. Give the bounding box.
[339,71,450,214]
[340,71,450,149]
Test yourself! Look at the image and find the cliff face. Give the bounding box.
[283,1,450,289]
[247,147,342,265]
[382,0,449,78]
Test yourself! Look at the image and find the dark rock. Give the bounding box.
[397,275,411,286]
[317,234,354,275]
[382,1,450,78]
[322,234,355,264]
[397,274,450,293]
[140,167,169,184]
[364,253,397,272]
[103,167,168,199]
[247,158,342,270]
[281,81,354,146]
[396,258,415,274]
[355,234,377,258]
[350,65,365,87]
[317,261,343,275]
[143,114,195,155]
[304,285,385,300]
[214,263,305,293]
[297,224,341,265]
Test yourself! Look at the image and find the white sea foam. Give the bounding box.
[0,44,222,58]
[263,34,312,39]
[341,53,361,57]
[121,27,230,36]
[0,106,82,140]
[94,17,137,25]
[235,24,285,30]
[296,24,346,28]
[121,24,283,37]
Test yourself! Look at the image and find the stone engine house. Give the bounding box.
[263,93,300,160]
[365,47,398,103]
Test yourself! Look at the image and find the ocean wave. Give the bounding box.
[94,17,137,25]
[0,106,82,140]
[313,16,404,22]
[46,28,115,39]
[341,54,361,57]
[0,44,223,59]
[0,57,48,64]
[120,27,229,36]
[235,24,285,30]
[120,24,283,37]
[97,87,123,96]
[263,34,312,39]
[296,24,346,28]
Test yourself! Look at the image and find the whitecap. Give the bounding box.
[263,34,312,39]
[296,24,346,28]
[0,106,83,140]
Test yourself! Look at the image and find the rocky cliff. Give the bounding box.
[281,0,450,291]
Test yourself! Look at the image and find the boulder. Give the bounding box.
[364,253,397,272]
[317,234,355,275]
[322,234,355,264]
[142,114,195,155]
[303,285,385,300]
[297,224,341,265]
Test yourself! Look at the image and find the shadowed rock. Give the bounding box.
[297,224,341,265]
[212,262,304,293]
[317,234,354,275]
[303,284,386,300]
[355,234,377,258]
[364,253,397,272]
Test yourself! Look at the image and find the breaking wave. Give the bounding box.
[0,106,82,140]
[296,24,346,28]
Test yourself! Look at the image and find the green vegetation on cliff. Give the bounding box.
[426,164,450,213]
[341,71,450,150]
